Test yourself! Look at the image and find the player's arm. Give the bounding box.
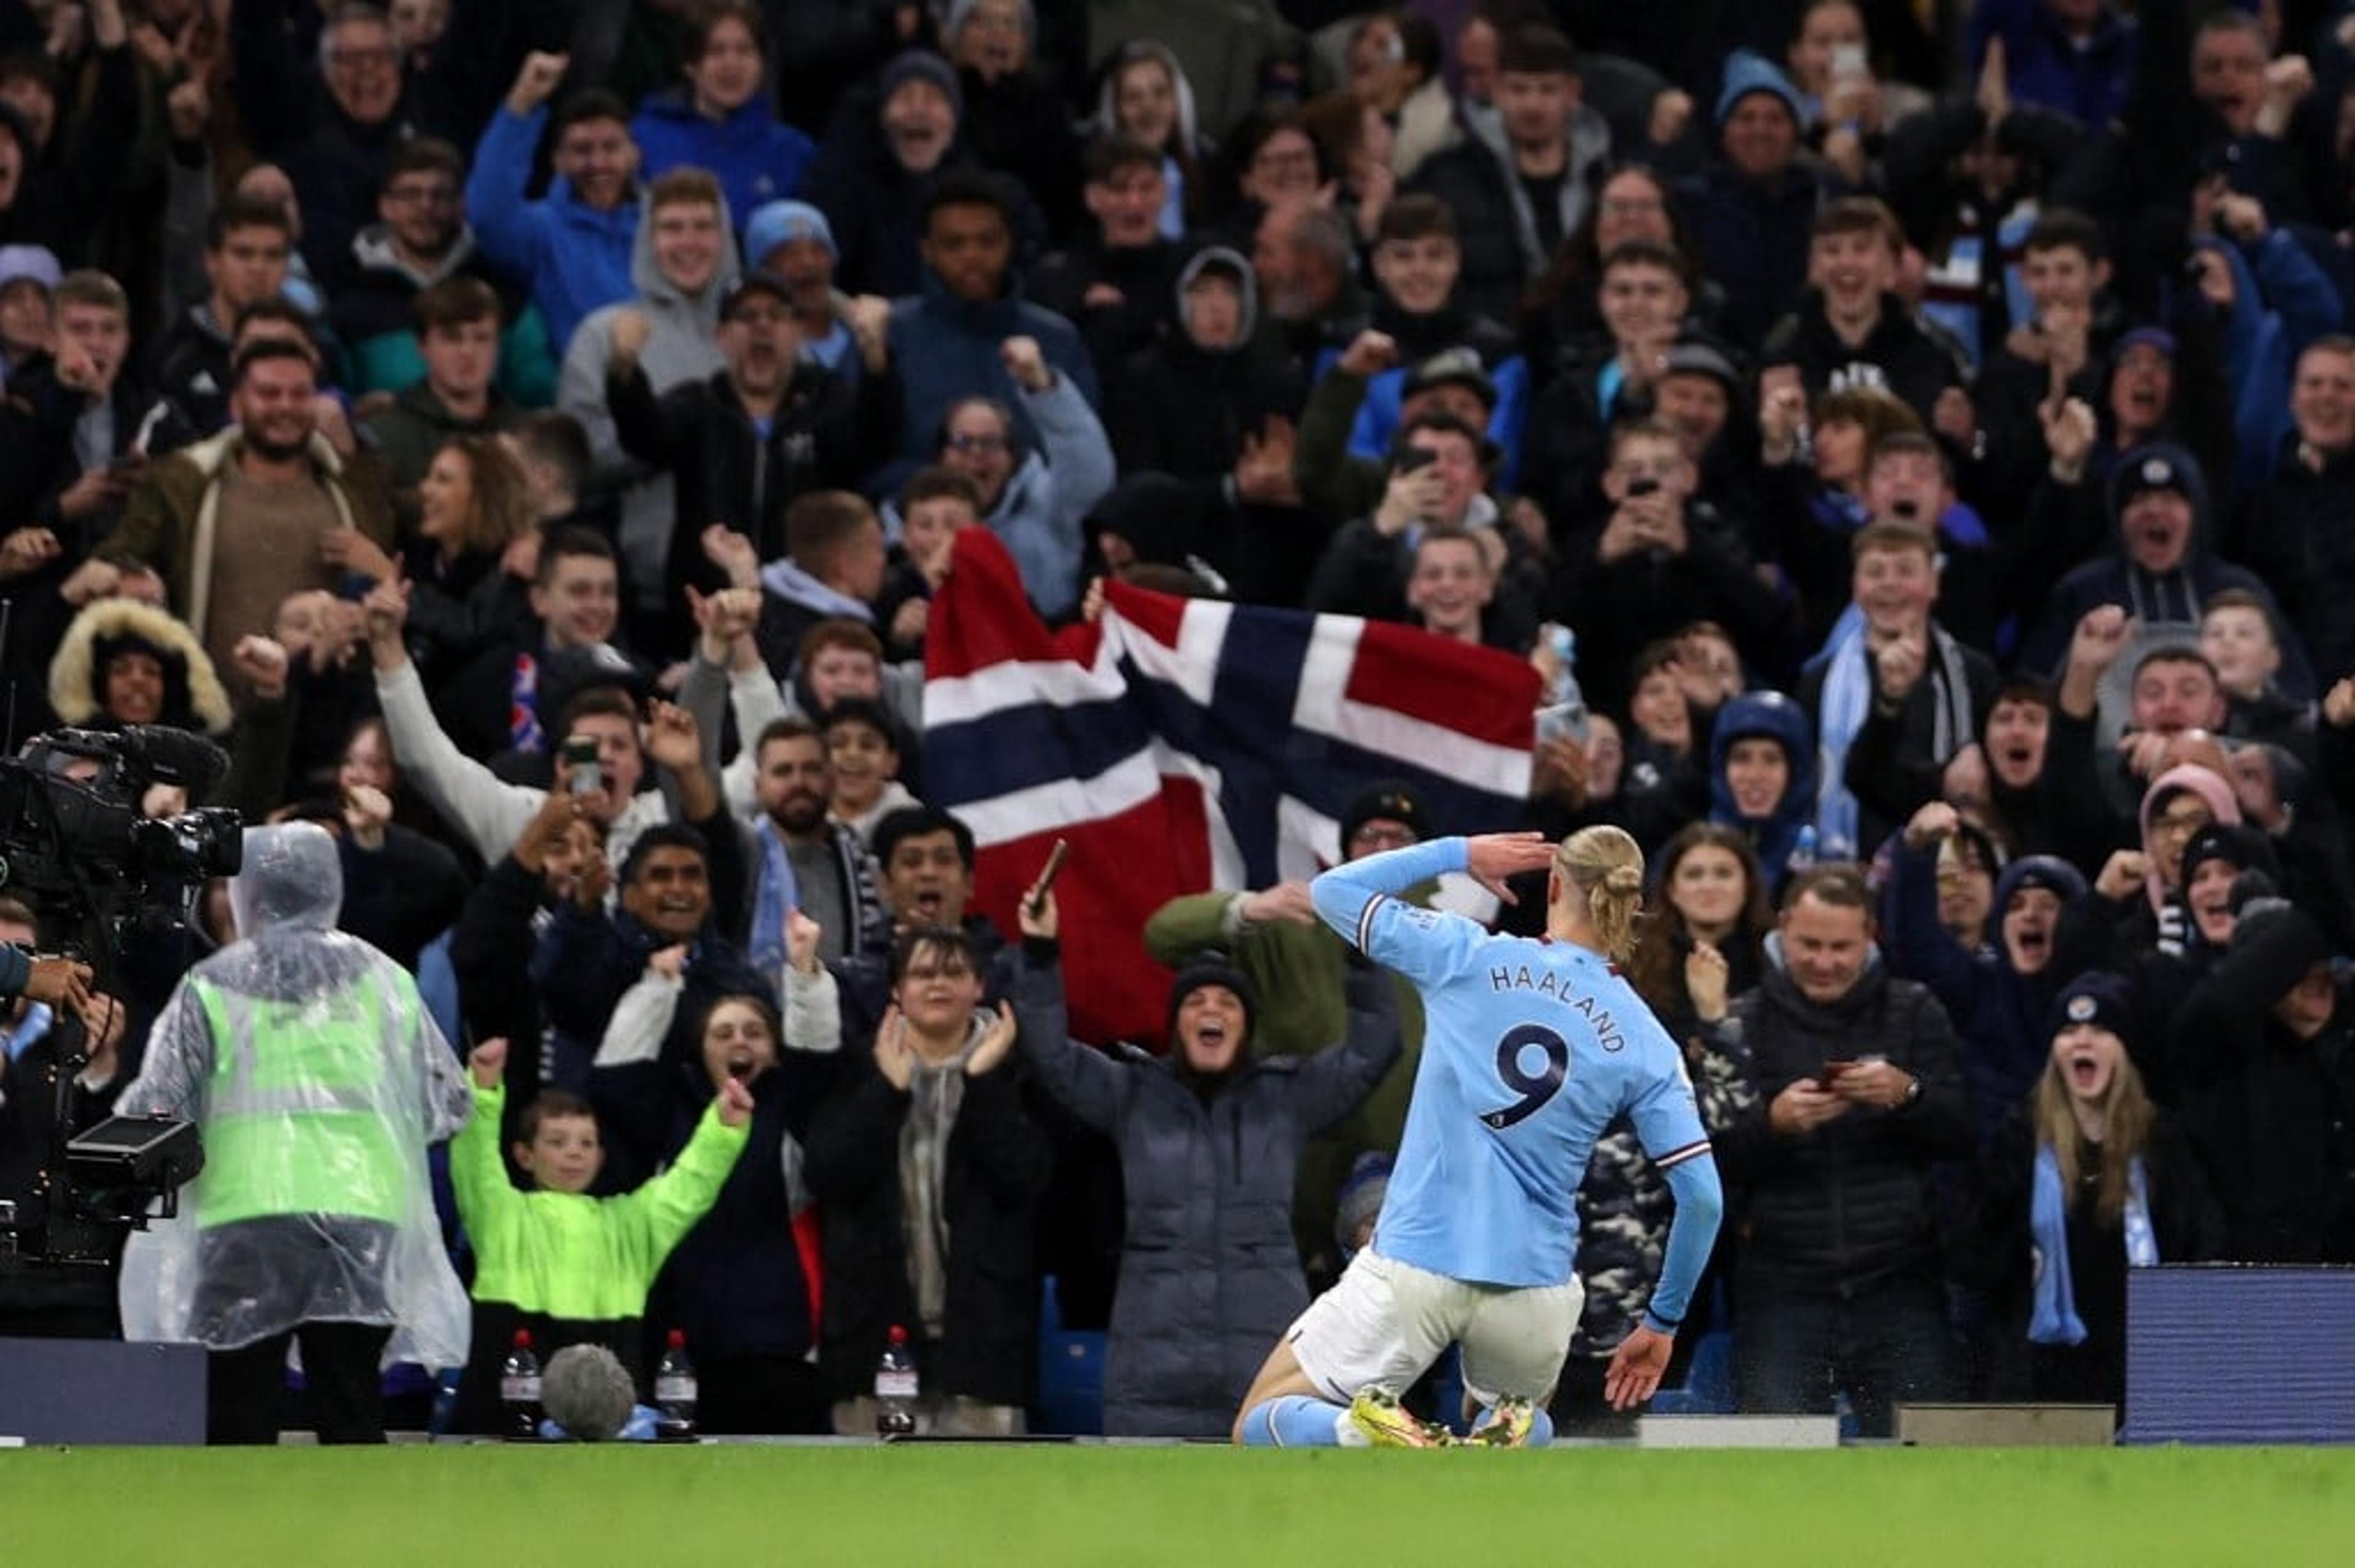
[1311,834,1546,985]
[1623,1031,1725,1335]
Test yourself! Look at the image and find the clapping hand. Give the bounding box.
[873,1003,914,1090]
[965,1000,1017,1077]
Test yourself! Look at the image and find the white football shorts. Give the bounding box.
[1285,1248,1582,1409]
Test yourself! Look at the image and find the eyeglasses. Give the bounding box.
[1350,824,1418,851]
[946,434,1009,454]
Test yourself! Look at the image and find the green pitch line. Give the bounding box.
[1,1445,2347,1566]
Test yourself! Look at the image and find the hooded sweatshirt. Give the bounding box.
[467,103,645,353]
[631,88,818,231]
[558,200,741,618]
[1709,690,1819,894]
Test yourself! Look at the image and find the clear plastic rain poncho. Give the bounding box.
[117,823,473,1369]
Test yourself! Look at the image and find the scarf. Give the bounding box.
[1815,622,1973,860]
[2028,1144,2158,1347]
[749,816,801,976]
[508,650,545,752]
[899,1018,982,1340]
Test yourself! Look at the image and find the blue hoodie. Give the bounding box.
[1709,690,1817,892]
[2194,232,2342,499]
[467,104,643,354]
[632,89,818,232]
[1886,847,2086,1149]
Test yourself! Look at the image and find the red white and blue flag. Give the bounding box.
[924,529,1538,1046]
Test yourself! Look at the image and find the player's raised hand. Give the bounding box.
[1604,1323,1674,1411]
[1464,832,1555,904]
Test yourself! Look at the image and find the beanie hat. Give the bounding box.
[1994,854,2086,910]
[1166,961,1257,1053]
[1338,779,1428,857]
[945,0,1032,45]
[0,243,61,296]
[1714,50,1802,129]
[2180,821,2280,893]
[2107,442,2209,532]
[2051,971,2137,1057]
[881,50,964,120]
[742,199,837,267]
[2229,897,2332,982]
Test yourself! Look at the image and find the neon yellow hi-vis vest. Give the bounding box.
[188,970,413,1229]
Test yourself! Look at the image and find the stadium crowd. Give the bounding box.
[4,0,2355,1444]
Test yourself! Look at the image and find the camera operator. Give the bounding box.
[1,899,134,1339]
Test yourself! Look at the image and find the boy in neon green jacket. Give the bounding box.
[450,1037,751,1432]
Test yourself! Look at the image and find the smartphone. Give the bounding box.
[1830,42,1867,80]
[1396,446,1439,475]
[1626,476,1661,499]
[560,736,602,795]
[1818,1059,1856,1088]
[1027,838,1070,916]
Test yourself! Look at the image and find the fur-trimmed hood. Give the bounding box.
[48,596,234,736]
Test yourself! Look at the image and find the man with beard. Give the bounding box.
[741,716,889,973]
[91,340,394,699]
[532,821,767,1092]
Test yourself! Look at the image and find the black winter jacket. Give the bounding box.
[801,1039,1053,1407]
[1712,954,1974,1288]
[607,358,900,657]
[1009,947,1399,1437]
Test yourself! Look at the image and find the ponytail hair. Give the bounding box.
[1557,825,1646,965]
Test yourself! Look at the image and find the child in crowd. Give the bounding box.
[448,1034,751,1433]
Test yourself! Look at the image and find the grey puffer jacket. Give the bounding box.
[1009,947,1400,1437]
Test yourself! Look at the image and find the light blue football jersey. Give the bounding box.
[1313,838,1710,1288]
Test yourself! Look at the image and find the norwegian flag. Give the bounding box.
[924,529,1538,1046]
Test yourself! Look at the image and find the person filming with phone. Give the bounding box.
[1707,862,1972,1434]
[1306,411,1538,637]
[1551,416,1787,712]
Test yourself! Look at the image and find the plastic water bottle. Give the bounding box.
[654,1329,698,1442]
[875,1323,919,1438]
[1790,824,1820,873]
[500,1329,543,1441]
[1537,624,1590,744]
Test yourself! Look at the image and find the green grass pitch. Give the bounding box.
[2,1445,2348,1565]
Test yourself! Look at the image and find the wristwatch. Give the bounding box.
[1899,1073,1922,1109]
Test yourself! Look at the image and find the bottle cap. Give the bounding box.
[668,1328,686,1348]
[513,1329,532,1348]
[887,1323,909,1345]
